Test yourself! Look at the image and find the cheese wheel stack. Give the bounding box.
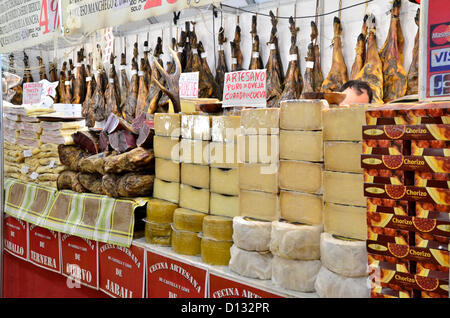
[145,198,178,246]
[171,208,206,256]
[270,221,322,293]
[279,100,327,226]
[179,114,211,213]
[200,215,233,265]
[153,113,182,204]
[229,216,273,280]
[238,108,280,221]
[209,115,241,217]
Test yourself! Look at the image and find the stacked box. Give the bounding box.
[238,108,280,221]
[279,100,326,226]
[362,102,450,298]
[179,113,211,213]
[153,113,182,204]
[209,115,241,218]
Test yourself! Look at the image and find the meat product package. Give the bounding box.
[321,17,348,93]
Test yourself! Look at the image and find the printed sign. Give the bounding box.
[61,0,215,36]
[61,234,99,289]
[146,250,208,298]
[222,69,267,108]
[99,243,146,298]
[0,0,60,54]
[209,273,284,298]
[23,82,44,105]
[3,215,28,261]
[28,224,61,273]
[179,72,199,98]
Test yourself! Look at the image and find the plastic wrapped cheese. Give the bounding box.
[270,221,322,260]
[146,198,178,223]
[314,266,370,298]
[171,226,201,256]
[320,233,368,277]
[229,244,272,280]
[272,256,321,292]
[173,208,207,232]
[232,216,272,252]
[202,215,233,241]
[144,219,172,237]
[200,236,232,265]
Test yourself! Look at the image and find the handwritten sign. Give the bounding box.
[222,70,267,108]
[179,72,199,99]
[23,82,44,105]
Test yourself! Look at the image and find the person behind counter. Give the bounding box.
[339,80,373,106]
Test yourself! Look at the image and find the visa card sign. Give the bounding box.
[430,48,450,72]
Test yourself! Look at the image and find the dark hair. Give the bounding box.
[339,80,373,103]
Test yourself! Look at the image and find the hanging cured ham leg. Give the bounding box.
[198,41,220,98]
[354,16,384,104]
[265,11,284,108]
[406,8,420,96]
[215,27,228,100]
[143,37,164,114]
[380,0,407,103]
[135,58,149,117]
[122,58,139,123]
[321,17,348,93]
[280,17,302,101]
[230,24,243,72]
[350,15,368,80]
[311,22,324,93]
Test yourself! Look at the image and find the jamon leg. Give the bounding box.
[103,147,155,174]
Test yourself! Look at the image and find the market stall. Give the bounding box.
[1,0,449,300]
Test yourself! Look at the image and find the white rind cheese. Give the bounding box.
[314,266,370,298]
[229,244,273,280]
[232,216,272,252]
[272,256,321,292]
[320,232,368,277]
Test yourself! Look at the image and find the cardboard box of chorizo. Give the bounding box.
[414,171,450,189]
[361,154,450,173]
[365,102,450,125]
[364,169,410,186]
[362,124,450,141]
[411,140,450,157]
[362,139,409,155]
[367,198,414,216]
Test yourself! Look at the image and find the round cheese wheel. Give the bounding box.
[320,233,368,277]
[232,216,271,252]
[144,220,171,237]
[229,244,273,280]
[148,236,171,246]
[172,208,206,232]
[146,198,178,223]
[200,237,233,265]
[270,221,322,260]
[202,215,233,241]
[314,266,370,298]
[171,227,201,256]
[272,255,321,292]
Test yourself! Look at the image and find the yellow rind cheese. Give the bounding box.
[145,221,172,237]
[238,134,279,164]
[154,135,180,161]
[202,215,233,241]
[149,235,171,246]
[240,108,280,134]
[322,105,368,141]
[323,171,365,207]
[173,208,207,232]
[146,198,178,224]
[323,202,367,240]
[324,141,363,173]
[200,237,233,265]
[209,142,239,168]
[210,192,240,218]
[180,139,210,165]
[239,190,280,221]
[171,227,201,256]
[211,115,241,143]
[181,114,211,140]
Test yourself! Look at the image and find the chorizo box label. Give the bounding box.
[3,215,28,260]
[61,234,99,289]
[361,154,450,173]
[146,250,208,298]
[28,224,61,273]
[99,243,146,298]
[209,273,284,298]
[362,124,450,141]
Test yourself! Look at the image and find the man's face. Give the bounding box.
[339,87,370,106]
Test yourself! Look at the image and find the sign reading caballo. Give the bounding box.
[62,0,216,35]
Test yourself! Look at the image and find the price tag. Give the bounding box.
[179,72,199,99]
[21,166,29,174]
[86,76,92,82]
[288,54,297,62]
[192,48,198,55]
[218,45,224,51]
[109,78,114,83]
[252,52,260,58]
[201,52,207,59]
[222,69,267,108]
[130,70,138,76]
[30,172,39,180]
[23,149,33,158]
[231,58,237,64]
[138,71,144,77]
[306,61,315,69]
[269,43,276,50]
[48,160,55,168]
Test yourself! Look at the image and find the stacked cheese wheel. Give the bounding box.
[269,221,322,293]
[171,208,206,256]
[314,233,369,298]
[229,216,273,280]
[200,215,233,265]
[145,199,178,246]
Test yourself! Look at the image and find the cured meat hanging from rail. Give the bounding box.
[48,59,59,102]
[350,15,368,80]
[379,0,405,66]
[354,16,384,104]
[23,52,33,83]
[105,54,121,117]
[178,29,188,71]
[215,27,228,100]
[311,21,324,92]
[8,54,23,105]
[406,8,420,96]
[157,37,177,112]
[58,62,67,104]
[321,17,348,93]
[91,48,108,123]
[248,15,263,70]
[37,56,47,80]
[82,57,96,127]
[143,40,152,89]
[189,29,214,98]
[63,61,73,104]
[122,57,139,123]
[110,53,121,104]
[380,0,407,103]
[135,58,150,117]
[143,37,164,114]
[265,11,284,108]
[230,24,243,72]
[280,17,302,101]
[72,50,86,104]
[119,52,129,108]
[198,41,221,98]
[303,20,322,94]
[184,22,193,71]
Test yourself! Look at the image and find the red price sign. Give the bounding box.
[61,234,99,290]
[40,0,60,35]
[209,273,284,298]
[99,243,146,298]
[147,250,208,298]
[28,224,61,273]
[3,215,28,261]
